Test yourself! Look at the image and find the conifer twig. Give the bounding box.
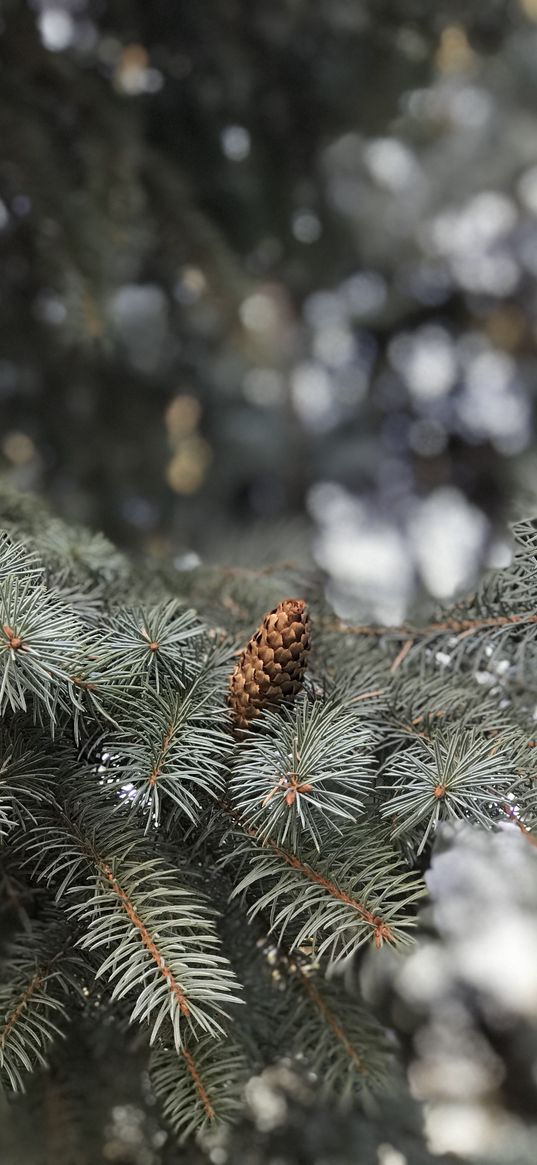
[295,967,369,1074]
[182,1047,216,1121]
[330,611,537,640]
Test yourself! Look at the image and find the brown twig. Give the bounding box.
[148,720,177,787]
[351,687,385,703]
[296,967,368,1074]
[390,640,414,673]
[182,1047,216,1121]
[330,611,537,640]
[99,861,191,1016]
[0,971,43,1050]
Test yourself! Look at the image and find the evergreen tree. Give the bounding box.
[1,486,537,1162]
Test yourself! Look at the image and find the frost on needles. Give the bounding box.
[1,488,537,1143]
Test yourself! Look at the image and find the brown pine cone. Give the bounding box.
[229,598,311,733]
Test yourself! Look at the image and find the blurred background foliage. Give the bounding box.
[1,0,537,619]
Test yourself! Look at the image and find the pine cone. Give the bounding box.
[229,598,311,733]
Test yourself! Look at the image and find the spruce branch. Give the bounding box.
[102,653,233,827]
[55,612,220,744]
[0,916,83,1092]
[230,929,391,1099]
[47,578,108,628]
[24,801,242,1051]
[383,673,523,747]
[99,600,206,693]
[0,532,43,583]
[326,521,537,678]
[114,697,228,826]
[35,519,131,590]
[380,728,524,853]
[333,611,537,641]
[62,623,234,747]
[0,576,86,721]
[286,965,390,1098]
[229,699,376,849]
[0,720,55,840]
[63,656,129,743]
[5,490,537,1140]
[226,815,424,960]
[150,1035,248,1140]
